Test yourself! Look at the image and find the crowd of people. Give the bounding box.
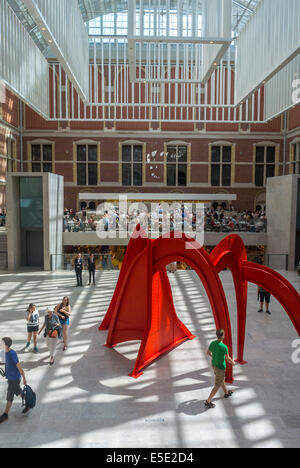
[0,251,275,424]
[64,208,98,232]
[63,204,267,234]
[205,207,267,233]
[0,296,72,424]
[0,202,272,424]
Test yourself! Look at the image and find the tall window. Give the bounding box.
[77,145,98,186]
[122,145,143,186]
[32,144,52,173]
[292,143,300,175]
[167,145,188,187]
[211,146,232,187]
[255,146,276,187]
[6,138,16,172]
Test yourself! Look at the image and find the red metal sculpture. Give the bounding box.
[100,226,300,382]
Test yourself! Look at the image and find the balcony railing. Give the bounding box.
[63,217,267,234]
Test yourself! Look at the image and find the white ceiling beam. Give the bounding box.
[23,0,89,102]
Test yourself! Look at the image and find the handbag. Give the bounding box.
[48,329,58,339]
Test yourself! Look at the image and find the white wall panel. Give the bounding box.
[23,0,89,101]
[264,54,300,121]
[0,0,49,117]
[235,0,300,104]
[201,0,232,83]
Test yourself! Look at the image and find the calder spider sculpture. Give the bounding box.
[99,226,300,383]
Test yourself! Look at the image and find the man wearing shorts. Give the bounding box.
[258,287,271,315]
[205,330,236,409]
[0,337,28,424]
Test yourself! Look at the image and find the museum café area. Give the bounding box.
[0,0,300,451]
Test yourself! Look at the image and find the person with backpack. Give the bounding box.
[0,337,29,424]
[205,330,236,410]
[25,303,40,353]
[39,308,62,366]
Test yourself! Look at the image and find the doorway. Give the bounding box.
[26,231,44,267]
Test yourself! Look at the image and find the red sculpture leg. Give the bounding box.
[100,227,300,384]
[152,234,234,383]
[130,268,196,378]
[242,261,300,334]
[211,235,249,365]
[99,225,149,330]
[105,242,152,348]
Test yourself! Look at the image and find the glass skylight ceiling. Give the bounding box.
[5,0,261,56]
[88,9,202,39]
[83,0,260,39]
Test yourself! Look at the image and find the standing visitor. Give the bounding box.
[39,308,62,366]
[88,253,96,285]
[0,337,29,424]
[74,253,83,287]
[25,304,40,353]
[205,330,236,409]
[55,297,72,351]
[258,287,272,315]
[101,246,109,270]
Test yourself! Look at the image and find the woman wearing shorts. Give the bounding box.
[55,297,72,352]
[25,304,40,353]
[39,308,62,366]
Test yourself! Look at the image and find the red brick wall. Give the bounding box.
[0,85,20,211]
[288,105,300,131]
[15,89,299,214]
[1,88,19,129]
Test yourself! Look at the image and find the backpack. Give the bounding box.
[48,329,58,339]
[21,385,36,409]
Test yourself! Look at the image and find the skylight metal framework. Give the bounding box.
[5,0,50,53]
[48,41,263,124]
[2,0,299,125]
[127,0,232,84]
[79,0,259,35]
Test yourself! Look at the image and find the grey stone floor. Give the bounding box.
[0,268,299,448]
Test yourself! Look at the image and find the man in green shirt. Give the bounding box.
[205,330,236,409]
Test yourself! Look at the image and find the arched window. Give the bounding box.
[88,202,96,211]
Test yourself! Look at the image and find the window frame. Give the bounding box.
[76,143,99,187]
[292,143,300,175]
[254,145,276,187]
[120,143,145,187]
[166,144,188,187]
[28,141,54,174]
[210,144,233,187]
[6,137,16,173]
